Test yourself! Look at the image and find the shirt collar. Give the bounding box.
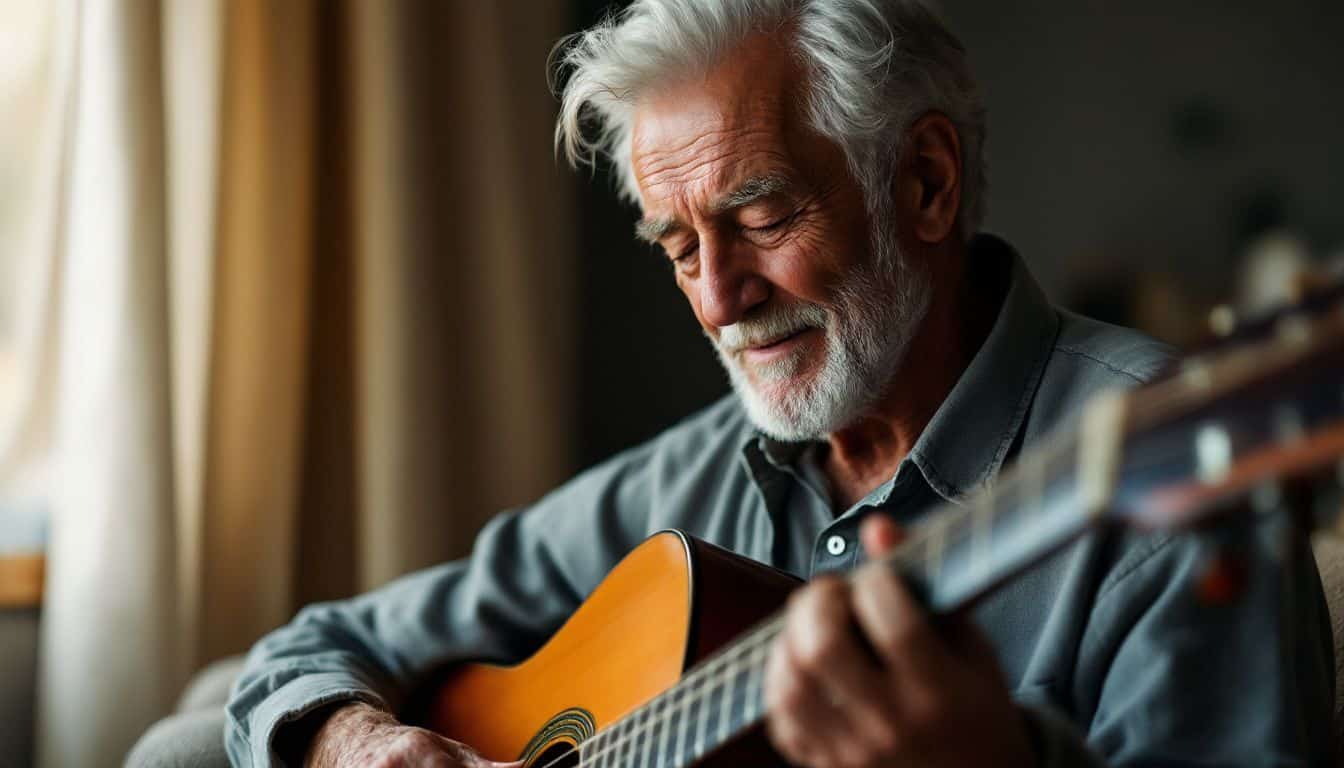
[906,235,1058,502]
[741,234,1059,505]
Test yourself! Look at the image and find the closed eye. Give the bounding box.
[673,242,699,262]
[745,209,799,234]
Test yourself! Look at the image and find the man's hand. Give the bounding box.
[763,516,1036,768]
[305,702,522,768]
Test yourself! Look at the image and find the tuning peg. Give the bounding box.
[1208,304,1236,337]
[1275,313,1313,346]
[1194,546,1249,605]
[1195,423,1233,484]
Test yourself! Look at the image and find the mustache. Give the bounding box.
[716,302,828,354]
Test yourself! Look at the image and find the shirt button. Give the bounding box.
[825,535,847,556]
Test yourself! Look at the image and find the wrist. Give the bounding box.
[292,701,395,767]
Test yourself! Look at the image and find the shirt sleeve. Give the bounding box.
[222,451,659,768]
[1031,514,1334,767]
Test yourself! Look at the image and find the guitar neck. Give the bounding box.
[579,424,1107,768]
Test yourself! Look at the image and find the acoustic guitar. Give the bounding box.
[423,283,1344,768]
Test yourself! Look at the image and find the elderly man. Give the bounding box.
[132,1,1332,766]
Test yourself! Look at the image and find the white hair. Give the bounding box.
[552,0,988,240]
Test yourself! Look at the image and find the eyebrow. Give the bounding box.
[633,174,792,245]
[710,174,789,213]
[634,216,676,245]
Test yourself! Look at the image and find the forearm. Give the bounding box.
[224,565,454,768]
[223,507,591,767]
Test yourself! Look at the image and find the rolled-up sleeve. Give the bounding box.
[223,449,661,768]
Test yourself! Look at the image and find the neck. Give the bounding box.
[823,239,1002,508]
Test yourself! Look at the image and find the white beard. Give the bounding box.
[710,241,931,442]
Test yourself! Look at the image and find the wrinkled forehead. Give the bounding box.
[632,101,792,205]
[629,35,803,213]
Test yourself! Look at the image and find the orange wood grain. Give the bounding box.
[427,532,694,763]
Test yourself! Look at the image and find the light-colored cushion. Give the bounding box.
[125,709,230,768]
[125,656,244,767]
[176,656,246,713]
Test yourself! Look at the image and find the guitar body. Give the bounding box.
[425,531,800,766]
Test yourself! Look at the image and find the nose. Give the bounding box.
[697,236,768,328]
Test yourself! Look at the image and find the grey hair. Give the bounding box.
[552,0,988,240]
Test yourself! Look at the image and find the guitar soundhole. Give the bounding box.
[529,743,580,768]
[518,707,594,767]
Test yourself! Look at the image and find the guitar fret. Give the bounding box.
[674,684,690,767]
[586,727,606,768]
[656,689,674,768]
[717,659,736,742]
[629,704,646,768]
[745,637,769,722]
[692,675,710,759]
[639,697,656,768]
[604,719,621,768]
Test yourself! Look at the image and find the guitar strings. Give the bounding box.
[541,431,1086,768]
[534,385,1343,768]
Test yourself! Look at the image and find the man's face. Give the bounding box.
[630,37,930,440]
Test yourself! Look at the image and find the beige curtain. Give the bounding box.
[346,2,576,590]
[29,1,575,764]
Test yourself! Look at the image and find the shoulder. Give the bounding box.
[1050,310,1177,387]
[1027,311,1178,438]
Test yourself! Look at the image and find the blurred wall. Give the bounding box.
[942,0,1344,315]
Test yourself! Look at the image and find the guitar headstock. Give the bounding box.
[1101,273,1344,537]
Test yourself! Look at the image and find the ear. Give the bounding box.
[895,112,963,244]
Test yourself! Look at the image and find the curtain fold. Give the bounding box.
[345,1,575,591]
[197,0,316,664]
[163,0,223,682]
[29,1,576,764]
[37,1,180,765]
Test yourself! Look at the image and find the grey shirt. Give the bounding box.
[225,235,1334,767]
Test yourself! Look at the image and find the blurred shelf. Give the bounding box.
[0,553,44,608]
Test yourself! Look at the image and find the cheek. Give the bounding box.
[762,229,843,301]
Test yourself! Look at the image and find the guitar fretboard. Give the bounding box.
[577,425,1097,768]
[580,634,772,767]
